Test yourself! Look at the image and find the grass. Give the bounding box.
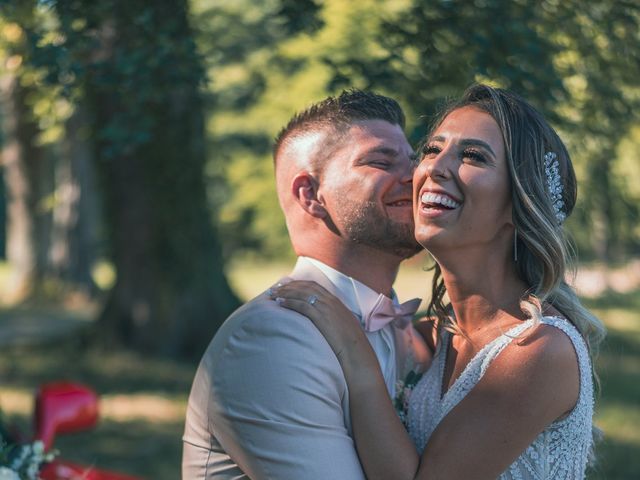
[585,294,640,479]
[0,339,194,479]
[0,261,638,479]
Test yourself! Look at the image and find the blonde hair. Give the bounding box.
[425,84,606,362]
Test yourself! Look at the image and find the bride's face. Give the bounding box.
[412,106,513,255]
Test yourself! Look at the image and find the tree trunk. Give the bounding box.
[0,73,49,302]
[589,151,615,264]
[71,0,240,357]
[49,105,100,295]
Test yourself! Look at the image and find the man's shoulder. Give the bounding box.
[200,290,336,368]
[191,290,346,405]
[217,291,321,338]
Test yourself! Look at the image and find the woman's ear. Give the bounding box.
[291,172,327,218]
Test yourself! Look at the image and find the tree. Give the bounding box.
[192,0,397,259]
[198,0,639,262]
[217,0,640,262]
[354,0,640,261]
[51,0,239,356]
[1,1,101,301]
[0,3,52,301]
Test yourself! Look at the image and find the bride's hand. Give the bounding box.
[270,281,373,366]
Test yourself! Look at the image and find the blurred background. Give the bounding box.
[0,0,638,478]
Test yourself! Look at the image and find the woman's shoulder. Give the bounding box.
[503,316,582,372]
[480,316,582,418]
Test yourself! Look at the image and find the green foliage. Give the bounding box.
[48,1,207,160]
[0,2,70,146]
[3,0,639,263]
[193,0,640,261]
[193,0,413,258]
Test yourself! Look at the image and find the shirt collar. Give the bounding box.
[300,256,397,322]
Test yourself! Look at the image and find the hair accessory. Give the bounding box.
[544,152,566,224]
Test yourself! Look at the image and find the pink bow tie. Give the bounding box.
[363,296,422,332]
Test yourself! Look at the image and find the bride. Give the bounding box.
[271,84,606,479]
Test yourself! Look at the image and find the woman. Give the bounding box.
[271,84,605,479]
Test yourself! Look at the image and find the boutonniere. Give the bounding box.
[394,369,423,427]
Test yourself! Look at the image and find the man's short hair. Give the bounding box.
[273,89,405,167]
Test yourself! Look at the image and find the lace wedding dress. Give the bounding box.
[407,317,594,479]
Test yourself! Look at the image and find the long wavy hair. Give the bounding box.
[425,84,606,362]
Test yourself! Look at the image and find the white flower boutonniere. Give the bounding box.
[394,369,422,427]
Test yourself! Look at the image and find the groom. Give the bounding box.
[182,90,431,479]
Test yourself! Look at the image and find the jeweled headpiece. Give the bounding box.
[544,151,566,224]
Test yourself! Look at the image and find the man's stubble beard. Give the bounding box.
[336,199,422,259]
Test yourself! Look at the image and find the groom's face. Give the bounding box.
[318,120,421,259]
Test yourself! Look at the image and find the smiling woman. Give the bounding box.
[414,106,511,250]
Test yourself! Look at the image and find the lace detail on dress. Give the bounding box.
[407,316,594,480]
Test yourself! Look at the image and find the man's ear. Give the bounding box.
[291,172,327,218]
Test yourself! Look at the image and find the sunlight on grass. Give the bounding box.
[587,291,640,478]
[597,403,640,445]
[593,308,640,335]
[0,387,186,423]
[226,260,290,300]
[0,388,31,416]
[0,262,12,288]
[101,393,186,423]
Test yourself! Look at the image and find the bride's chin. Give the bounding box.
[415,234,451,257]
[415,229,443,246]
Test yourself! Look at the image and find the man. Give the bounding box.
[182,90,431,479]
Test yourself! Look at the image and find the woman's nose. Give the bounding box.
[423,150,452,180]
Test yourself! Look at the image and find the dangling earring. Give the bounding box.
[513,229,518,262]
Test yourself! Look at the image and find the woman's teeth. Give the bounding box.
[420,192,461,209]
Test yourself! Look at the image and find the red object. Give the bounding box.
[34,382,99,451]
[41,460,142,480]
[29,381,144,480]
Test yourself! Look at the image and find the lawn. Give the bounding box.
[584,292,640,479]
[0,259,638,479]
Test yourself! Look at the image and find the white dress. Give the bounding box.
[407,317,594,479]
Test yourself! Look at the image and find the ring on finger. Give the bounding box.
[307,294,319,306]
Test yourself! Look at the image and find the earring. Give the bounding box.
[513,229,518,262]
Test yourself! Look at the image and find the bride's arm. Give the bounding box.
[271,281,420,480]
[272,281,583,480]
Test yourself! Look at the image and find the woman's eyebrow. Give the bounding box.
[430,135,496,158]
[459,138,496,157]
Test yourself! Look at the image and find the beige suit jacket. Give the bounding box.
[182,259,430,479]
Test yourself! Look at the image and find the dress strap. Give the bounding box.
[440,319,535,409]
[474,319,536,379]
[538,316,593,402]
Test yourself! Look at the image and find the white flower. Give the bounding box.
[1,436,57,480]
[30,443,43,458]
[0,467,20,480]
[9,445,29,470]
[25,462,38,480]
